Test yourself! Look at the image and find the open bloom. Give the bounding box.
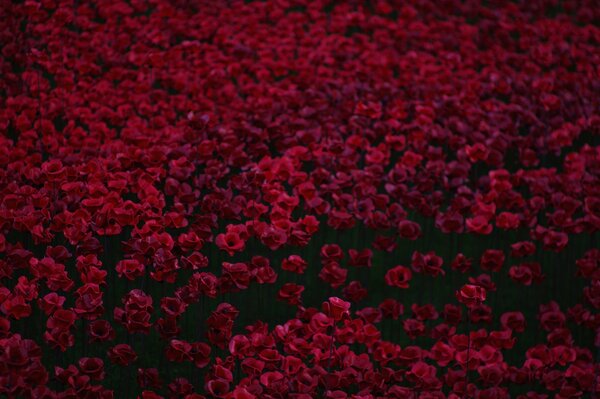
[456,284,487,308]
[385,266,413,288]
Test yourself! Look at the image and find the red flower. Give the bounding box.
[435,211,465,233]
[37,293,65,315]
[318,262,348,288]
[116,259,145,281]
[108,344,138,366]
[430,341,455,367]
[348,249,373,268]
[165,339,193,363]
[160,297,187,318]
[480,249,505,272]
[342,281,368,303]
[411,251,445,277]
[281,255,308,274]
[88,319,115,343]
[78,357,105,380]
[137,368,162,390]
[406,360,440,389]
[466,215,493,235]
[379,298,404,320]
[1,294,32,320]
[206,379,230,397]
[47,309,77,330]
[443,304,463,325]
[451,253,473,273]
[385,266,413,288]
[510,241,536,258]
[277,283,304,306]
[260,226,288,250]
[215,232,245,256]
[403,318,427,339]
[456,284,487,308]
[468,274,496,292]
[322,297,351,321]
[253,265,277,284]
[190,342,211,368]
[411,303,439,321]
[509,262,545,286]
[74,283,104,320]
[398,220,422,240]
[320,244,344,263]
[496,212,520,230]
[221,262,251,290]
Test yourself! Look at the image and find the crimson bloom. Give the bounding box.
[456,284,487,308]
[385,266,413,289]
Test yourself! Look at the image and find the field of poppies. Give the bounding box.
[1,0,600,398]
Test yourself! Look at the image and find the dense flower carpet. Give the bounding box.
[1,0,600,398]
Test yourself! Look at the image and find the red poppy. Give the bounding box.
[411,251,445,277]
[322,297,351,322]
[456,284,487,308]
[281,255,308,274]
[385,266,413,288]
[215,232,246,256]
[277,283,305,306]
[480,249,505,272]
[108,344,138,366]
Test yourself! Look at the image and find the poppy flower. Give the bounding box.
[385,266,413,288]
[108,344,138,366]
[456,284,487,308]
[379,298,404,320]
[411,251,445,277]
[277,283,305,306]
[480,249,505,272]
[322,297,351,322]
[466,215,493,235]
[348,249,373,268]
[398,220,422,240]
[215,232,246,256]
[281,255,308,274]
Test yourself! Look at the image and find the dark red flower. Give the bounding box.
[277,283,304,306]
[509,262,545,286]
[322,297,351,322]
[166,339,193,363]
[385,266,412,288]
[342,281,368,303]
[318,262,348,288]
[411,251,444,277]
[430,341,455,367]
[281,255,308,274]
[398,220,422,240]
[379,298,404,320]
[320,244,344,263]
[451,253,473,273]
[88,319,115,343]
[348,249,373,268]
[510,241,536,258]
[116,259,145,281]
[456,284,487,308]
[215,232,246,256]
[403,318,427,339]
[480,249,505,272]
[78,357,105,380]
[108,344,138,366]
[466,215,493,235]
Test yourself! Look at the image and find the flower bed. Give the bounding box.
[1,0,600,398]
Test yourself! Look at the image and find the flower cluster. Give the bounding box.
[1,0,599,397]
